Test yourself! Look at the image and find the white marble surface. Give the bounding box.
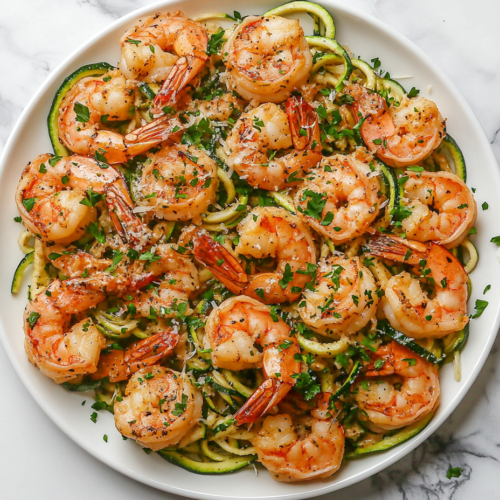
[1,0,500,498]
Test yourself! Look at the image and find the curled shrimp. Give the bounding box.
[193,207,317,304]
[114,365,203,450]
[223,15,312,103]
[15,154,147,246]
[204,296,300,424]
[58,70,185,163]
[355,341,440,429]
[300,256,379,336]
[252,393,344,482]
[24,272,155,383]
[133,144,217,221]
[120,12,208,110]
[346,84,446,167]
[294,154,381,243]
[367,233,469,338]
[399,171,477,248]
[225,96,322,191]
[130,243,199,318]
[192,93,245,122]
[43,246,112,278]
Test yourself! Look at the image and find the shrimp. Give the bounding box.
[24,272,155,383]
[120,12,208,110]
[300,256,379,336]
[252,393,345,482]
[130,243,199,318]
[58,70,185,163]
[15,154,148,246]
[193,207,317,304]
[133,144,217,221]
[225,96,322,191]
[355,341,440,429]
[366,233,469,338]
[114,365,203,450]
[294,154,381,244]
[399,171,477,248]
[192,93,245,122]
[346,84,446,167]
[223,15,312,103]
[43,245,112,278]
[93,330,180,383]
[204,296,301,424]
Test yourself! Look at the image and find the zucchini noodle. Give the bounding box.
[30,240,50,299]
[269,190,296,213]
[460,238,479,274]
[297,333,349,357]
[18,229,34,254]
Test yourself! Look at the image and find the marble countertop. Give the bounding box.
[1,0,500,498]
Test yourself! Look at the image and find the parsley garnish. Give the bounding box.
[86,222,106,244]
[73,102,90,123]
[27,312,40,328]
[471,299,488,319]
[22,197,37,212]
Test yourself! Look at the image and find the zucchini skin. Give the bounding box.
[264,1,336,39]
[345,409,435,459]
[11,251,34,294]
[47,62,115,157]
[329,360,362,404]
[158,450,257,474]
[378,161,400,224]
[438,134,467,182]
[306,36,353,92]
[377,320,441,365]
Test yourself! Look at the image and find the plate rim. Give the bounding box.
[1,0,499,498]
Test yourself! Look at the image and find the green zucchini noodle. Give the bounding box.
[11,0,481,479]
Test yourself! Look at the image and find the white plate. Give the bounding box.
[1,0,499,498]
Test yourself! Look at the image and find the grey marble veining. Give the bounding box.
[1,0,500,498]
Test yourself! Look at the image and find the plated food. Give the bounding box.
[12,1,480,483]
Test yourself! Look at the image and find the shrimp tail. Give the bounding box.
[286,96,321,150]
[192,232,249,291]
[123,115,184,156]
[125,329,180,373]
[366,233,427,265]
[153,51,208,110]
[234,378,292,425]
[106,184,151,249]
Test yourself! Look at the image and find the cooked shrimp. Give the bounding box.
[120,12,208,110]
[366,234,469,338]
[93,330,180,383]
[294,154,381,244]
[130,243,199,318]
[24,272,155,383]
[114,365,202,450]
[355,341,440,429]
[43,245,111,278]
[225,96,322,191]
[193,207,317,304]
[346,84,446,167]
[193,93,245,122]
[223,15,312,103]
[300,256,379,336]
[399,171,477,248]
[58,70,185,163]
[133,144,217,221]
[15,153,147,246]
[252,393,344,482]
[204,296,300,424]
